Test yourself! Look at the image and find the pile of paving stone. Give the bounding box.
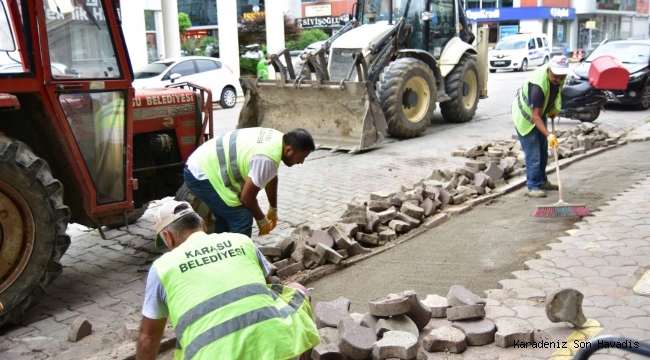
[552,122,623,159]
[310,285,535,359]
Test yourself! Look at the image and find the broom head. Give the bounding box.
[533,200,590,218]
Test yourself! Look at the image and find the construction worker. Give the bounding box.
[512,55,569,198]
[136,200,320,360]
[184,127,315,237]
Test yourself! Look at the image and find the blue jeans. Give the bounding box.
[516,122,548,190]
[183,169,254,237]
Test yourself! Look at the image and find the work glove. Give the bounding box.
[547,134,559,149]
[257,216,272,236]
[267,206,278,230]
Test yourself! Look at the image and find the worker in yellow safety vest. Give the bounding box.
[511,55,568,199]
[184,127,315,237]
[136,200,320,360]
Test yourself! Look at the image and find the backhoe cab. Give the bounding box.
[238,0,488,153]
[0,0,212,325]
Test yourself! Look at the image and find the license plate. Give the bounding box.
[494,61,505,65]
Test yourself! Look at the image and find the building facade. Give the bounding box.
[465,0,649,55]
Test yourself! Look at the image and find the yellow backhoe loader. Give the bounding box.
[238,0,489,153]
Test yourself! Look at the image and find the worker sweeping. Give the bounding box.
[511,55,569,198]
[183,127,315,237]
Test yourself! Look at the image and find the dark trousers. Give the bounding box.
[516,121,549,190]
[183,169,254,237]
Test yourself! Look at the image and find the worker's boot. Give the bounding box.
[525,189,547,198]
[540,181,559,190]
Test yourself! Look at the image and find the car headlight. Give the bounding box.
[629,71,644,82]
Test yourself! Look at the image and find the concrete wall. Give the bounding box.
[121,1,148,71]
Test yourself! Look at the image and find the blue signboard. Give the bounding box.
[499,25,519,40]
[464,7,575,22]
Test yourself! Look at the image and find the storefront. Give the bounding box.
[465,7,575,55]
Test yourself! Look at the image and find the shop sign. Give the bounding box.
[550,8,570,18]
[585,21,596,29]
[305,4,331,17]
[243,11,265,19]
[464,7,575,21]
[297,16,341,28]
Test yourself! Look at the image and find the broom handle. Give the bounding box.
[551,118,564,202]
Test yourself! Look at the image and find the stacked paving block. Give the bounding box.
[310,286,539,359]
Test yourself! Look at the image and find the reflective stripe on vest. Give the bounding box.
[183,288,306,360]
[196,128,284,207]
[511,65,564,136]
[214,131,245,194]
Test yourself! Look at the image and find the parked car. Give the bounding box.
[0,62,67,75]
[567,39,650,110]
[489,33,551,73]
[132,56,238,108]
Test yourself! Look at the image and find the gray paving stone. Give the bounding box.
[379,230,397,242]
[446,304,485,321]
[421,294,450,318]
[67,317,92,342]
[372,331,418,360]
[369,294,410,317]
[346,241,372,257]
[494,317,534,348]
[376,315,419,338]
[338,316,376,359]
[388,220,411,233]
[315,243,344,264]
[361,312,382,330]
[545,288,587,328]
[314,297,352,329]
[395,212,421,228]
[484,305,516,320]
[312,327,345,360]
[451,318,496,346]
[400,202,424,219]
[422,326,467,353]
[447,285,487,307]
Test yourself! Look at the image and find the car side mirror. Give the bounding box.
[169,73,181,83]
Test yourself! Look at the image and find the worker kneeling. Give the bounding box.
[136,200,320,360]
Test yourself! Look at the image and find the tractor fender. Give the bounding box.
[396,49,441,82]
[438,37,477,77]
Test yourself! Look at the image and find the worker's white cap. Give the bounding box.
[154,200,195,247]
[548,55,570,75]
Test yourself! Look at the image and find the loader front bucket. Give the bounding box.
[237,77,387,153]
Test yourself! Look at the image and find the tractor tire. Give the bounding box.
[0,135,70,326]
[175,184,215,234]
[103,203,150,229]
[440,54,480,124]
[377,58,436,138]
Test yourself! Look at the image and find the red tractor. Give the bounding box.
[0,0,213,325]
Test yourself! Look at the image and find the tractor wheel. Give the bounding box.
[175,184,215,234]
[0,135,70,326]
[220,87,237,109]
[440,54,479,123]
[377,58,436,138]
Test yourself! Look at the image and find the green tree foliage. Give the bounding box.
[240,57,258,76]
[178,12,192,35]
[238,14,302,48]
[180,37,198,56]
[199,36,219,57]
[285,29,329,51]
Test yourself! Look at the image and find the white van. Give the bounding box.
[489,33,551,72]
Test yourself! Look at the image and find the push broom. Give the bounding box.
[533,118,590,218]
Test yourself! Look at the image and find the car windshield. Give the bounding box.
[495,39,526,50]
[134,62,173,79]
[586,43,650,64]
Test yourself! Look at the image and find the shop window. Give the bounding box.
[467,0,480,8]
[145,11,159,63]
[497,0,513,7]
